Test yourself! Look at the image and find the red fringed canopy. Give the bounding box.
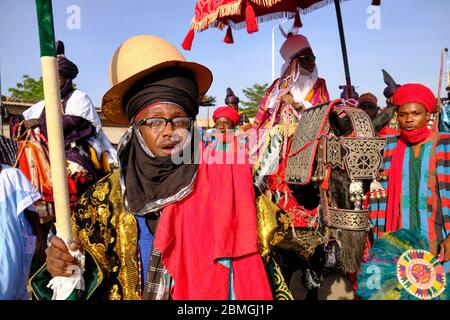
[182,0,381,50]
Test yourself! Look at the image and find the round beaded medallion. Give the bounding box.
[396,249,446,300]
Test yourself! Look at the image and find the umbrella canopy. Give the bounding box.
[182,0,381,98]
[182,0,380,50]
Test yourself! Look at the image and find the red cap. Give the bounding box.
[392,83,436,113]
[213,106,239,124]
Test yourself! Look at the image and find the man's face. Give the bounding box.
[359,102,379,120]
[294,47,316,72]
[214,116,235,133]
[397,102,429,131]
[59,75,68,89]
[136,103,191,157]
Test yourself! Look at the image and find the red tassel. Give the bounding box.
[223,26,234,44]
[320,166,331,191]
[245,1,258,33]
[293,12,302,28]
[182,29,195,51]
[371,0,380,5]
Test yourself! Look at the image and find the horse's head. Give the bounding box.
[285,100,387,273]
[326,103,389,210]
[329,104,397,138]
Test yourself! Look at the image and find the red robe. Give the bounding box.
[154,146,272,300]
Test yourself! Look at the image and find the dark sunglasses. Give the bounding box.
[297,55,316,64]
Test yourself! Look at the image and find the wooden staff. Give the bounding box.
[35,0,72,240]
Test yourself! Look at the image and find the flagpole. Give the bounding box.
[446,48,449,93]
[334,0,353,99]
[35,0,72,241]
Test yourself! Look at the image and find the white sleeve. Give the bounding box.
[64,90,102,131]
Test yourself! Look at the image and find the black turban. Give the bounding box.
[123,67,199,123]
[225,87,239,105]
[58,56,78,80]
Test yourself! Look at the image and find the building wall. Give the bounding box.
[102,125,128,145]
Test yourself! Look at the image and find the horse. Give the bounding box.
[0,136,47,278]
[254,100,396,300]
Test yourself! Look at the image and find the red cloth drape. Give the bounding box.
[154,147,272,300]
[385,127,432,232]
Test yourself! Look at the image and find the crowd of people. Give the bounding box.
[1,29,449,301]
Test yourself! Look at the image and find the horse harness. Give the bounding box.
[285,101,387,232]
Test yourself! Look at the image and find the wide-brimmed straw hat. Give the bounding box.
[102,35,213,125]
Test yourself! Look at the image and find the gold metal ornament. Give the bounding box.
[256,194,281,258]
[328,207,370,231]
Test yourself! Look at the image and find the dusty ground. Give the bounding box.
[289,270,355,300]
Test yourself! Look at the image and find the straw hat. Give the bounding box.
[102,35,213,125]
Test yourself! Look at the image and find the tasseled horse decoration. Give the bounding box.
[285,101,386,273]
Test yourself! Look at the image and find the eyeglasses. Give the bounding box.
[137,117,192,132]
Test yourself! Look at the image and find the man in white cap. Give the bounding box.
[253,31,329,130]
[251,31,331,300]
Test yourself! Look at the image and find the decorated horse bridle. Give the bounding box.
[285,100,386,232]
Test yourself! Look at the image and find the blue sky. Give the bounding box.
[1,0,449,118]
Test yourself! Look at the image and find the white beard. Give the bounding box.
[289,66,318,110]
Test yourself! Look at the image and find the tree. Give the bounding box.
[200,95,216,107]
[8,75,44,102]
[241,83,269,118]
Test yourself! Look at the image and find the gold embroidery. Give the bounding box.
[108,284,121,300]
[92,181,110,202]
[256,194,280,258]
[78,192,88,206]
[88,204,97,224]
[109,173,140,300]
[268,256,294,300]
[78,229,109,272]
[98,203,111,225]
[84,247,105,300]
[111,210,139,300]
[72,171,141,300]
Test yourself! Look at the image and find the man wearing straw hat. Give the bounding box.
[34,35,272,300]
